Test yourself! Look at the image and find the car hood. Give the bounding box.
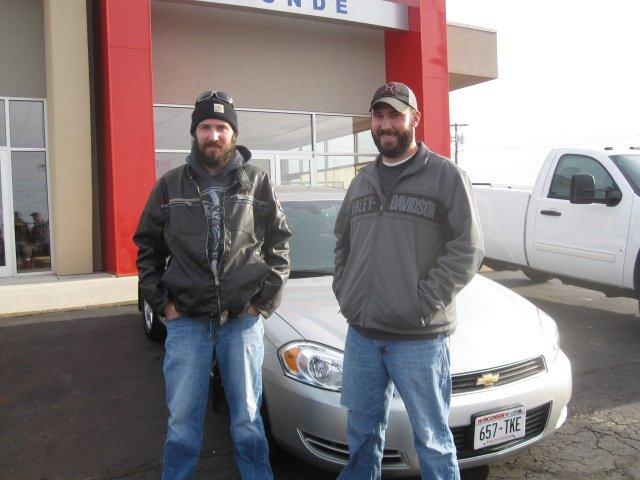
[273,275,546,375]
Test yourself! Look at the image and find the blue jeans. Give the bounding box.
[161,313,273,480]
[338,327,459,480]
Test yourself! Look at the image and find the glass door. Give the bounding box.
[0,149,15,277]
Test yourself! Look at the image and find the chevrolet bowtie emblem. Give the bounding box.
[476,373,500,387]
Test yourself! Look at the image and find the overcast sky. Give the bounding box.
[445,0,640,186]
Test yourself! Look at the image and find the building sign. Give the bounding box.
[193,0,409,30]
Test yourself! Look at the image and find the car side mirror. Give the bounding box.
[570,174,595,204]
[605,187,623,206]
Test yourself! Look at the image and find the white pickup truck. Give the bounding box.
[474,148,640,310]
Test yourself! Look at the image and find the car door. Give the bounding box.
[531,152,633,287]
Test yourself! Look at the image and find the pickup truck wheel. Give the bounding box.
[522,267,553,283]
[142,300,166,342]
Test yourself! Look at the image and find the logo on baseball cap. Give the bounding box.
[370,82,418,113]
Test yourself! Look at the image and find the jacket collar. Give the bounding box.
[360,142,431,196]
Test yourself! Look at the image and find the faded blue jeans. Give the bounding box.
[338,327,459,480]
[161,313,273,480]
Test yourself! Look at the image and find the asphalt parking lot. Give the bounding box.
[1,270,639,479]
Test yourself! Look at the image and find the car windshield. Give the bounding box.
[610,154,640,194]
[281,200,342,278]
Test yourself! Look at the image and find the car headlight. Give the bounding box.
[538,308,560,363]
[278,341,343,392]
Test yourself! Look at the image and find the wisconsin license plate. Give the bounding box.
[473,406,526,450]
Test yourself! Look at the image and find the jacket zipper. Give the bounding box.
[188,173,222,319]
[360,154,429,329]
[363,201,384,328]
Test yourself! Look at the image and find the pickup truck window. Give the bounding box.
[548,154,618,201]
[610,154,640,195]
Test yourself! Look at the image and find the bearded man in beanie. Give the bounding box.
[134,91,290,480]
[333,82,484,479]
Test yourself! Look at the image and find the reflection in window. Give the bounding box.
[11,152,50,273]
[316,155,375,189]
[549,154,618,201]
[315,116,372,154]
[356,129,377,154]
[9,101,45,148]
[156,152,188,179]
[281,200,342,273]
[0,101,6,146]
[280,158,311,186]
[251,157,272,178]
[238,111,312,152]
[154,107,193,150]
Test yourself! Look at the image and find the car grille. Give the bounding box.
[452,402,552,459]
[452,357,546,394]
[300,431,407,468]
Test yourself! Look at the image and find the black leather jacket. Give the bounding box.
[134,148,291,322]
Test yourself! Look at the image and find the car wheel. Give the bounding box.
[522,267,553,283]
[142,300,166,342]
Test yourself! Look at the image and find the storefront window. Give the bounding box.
[9,101,45,148]
[315,115,372,154]
[280,157,311,185]
[0,101,6,146]
[356,128,378,154]
[238,111,312,152]
[154,107,193,151]
[11,152,50,273]
[156,152,187,178]
[316,155,375,189]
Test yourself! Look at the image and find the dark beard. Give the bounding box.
[372,128,414,158]
[193,137,237,169]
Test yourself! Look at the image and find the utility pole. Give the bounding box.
[450,123,468,164]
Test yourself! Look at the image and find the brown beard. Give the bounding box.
[193,135,237,170]
[372,127,414,158]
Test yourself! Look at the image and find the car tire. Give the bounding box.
[522,267,553,283]
[142,299,166,342]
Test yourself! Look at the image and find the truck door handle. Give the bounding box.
[540,210,561,216]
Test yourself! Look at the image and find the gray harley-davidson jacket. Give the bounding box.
[333,143,484,336]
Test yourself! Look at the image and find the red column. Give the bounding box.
[94,0,155,275]
[385,0,451,157]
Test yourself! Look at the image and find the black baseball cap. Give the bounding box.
[370,82,418,113]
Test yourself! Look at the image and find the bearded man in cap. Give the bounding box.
[134,91,290,480]
[333,82,484,479]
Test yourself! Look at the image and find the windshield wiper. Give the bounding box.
[290,269,334,278]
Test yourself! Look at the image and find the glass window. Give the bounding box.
[9,101,45,148]
[610,154,640,194]
[156,152,188,179]
[280,158,311,186]
[11,152,50,273]
[238,111,312,152]
[0,101,6,146]
[549,154,618,200]
[315,115,372,154]
[316,155,356,189]
[154,107,193,150]
[251,157,272,179]
[281,200,342,275]
[356,129,377,154]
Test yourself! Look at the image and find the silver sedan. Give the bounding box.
[141,186,572,478]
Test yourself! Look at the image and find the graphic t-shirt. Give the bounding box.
[200,184,228,275]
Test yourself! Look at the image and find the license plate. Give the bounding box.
[473,406,526,450]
